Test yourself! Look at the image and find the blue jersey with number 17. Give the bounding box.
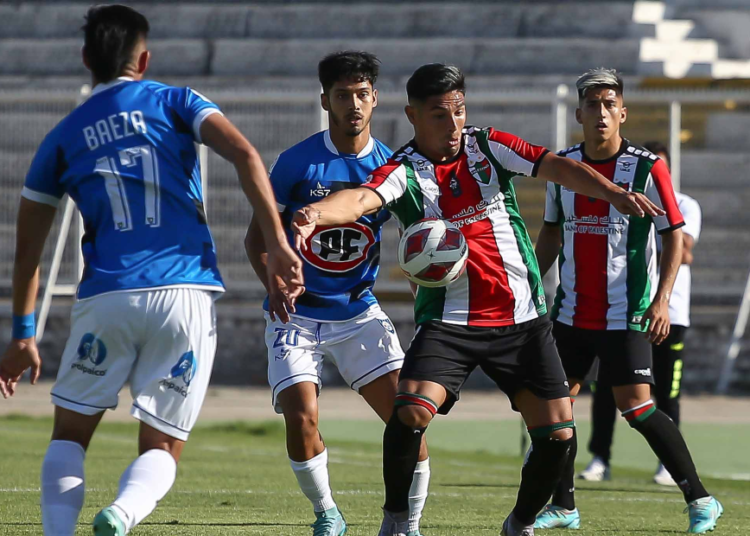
[23,77,225,300]
[266,130,392,321]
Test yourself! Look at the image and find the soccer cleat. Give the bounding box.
[311,507,347,536]
[407,532,423,536]
[653,464,677,486]
[92,507,126,536]
[378,509,409,536]
[534,505,581,529]
[501,513,534,536]
[577,456,610,482]
[685,496,723,534]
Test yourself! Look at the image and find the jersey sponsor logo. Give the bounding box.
[309,181,331,198]
[300,222,376,272]
[72,333,108,376]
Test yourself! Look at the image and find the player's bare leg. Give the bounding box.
[41,407,103,535]
[535,378,584,530]
[94,423,184,535]
[278,382,346,536]
[502,390,574,536]
[381,379,446,536]
[361,371,430,535]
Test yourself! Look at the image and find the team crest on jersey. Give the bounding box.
[300,222,376,273]
[465,138,494,185]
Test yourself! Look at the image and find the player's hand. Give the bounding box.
[608,191,665,218]
[291,206,320,251]
[266,241,305,324]
[0,338,42,399]
[642,297,671,345]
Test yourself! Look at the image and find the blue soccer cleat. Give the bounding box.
[534,504,581,530]
[92,506,126,536]
[312,507,347,536]
[686,496,723,534]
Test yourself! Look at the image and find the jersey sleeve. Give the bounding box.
[268,152,303,213]
[679,195,702,242]
[362,160,408,206]
[22,129,66,207]
[543,181,559,224]
[154,85,223,144]
[486,128,550,178]
[644,158,685,233]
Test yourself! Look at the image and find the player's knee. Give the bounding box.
[528,419,575,442]
[284,409,319,437]
[396,405,433,429]
[394,391,438,428]
[550,427,574,441]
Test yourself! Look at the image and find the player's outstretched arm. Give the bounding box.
[642,229,683,345]
[199,114,304,303]
[291,187,383,251]
[244,217,298,324]
[535,223,562,278]
[537,154,665,218]
[0,198,56,398]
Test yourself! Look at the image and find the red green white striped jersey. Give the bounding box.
[544,140,685,331]
[364,126,549,327]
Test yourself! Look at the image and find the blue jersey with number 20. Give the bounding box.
[23,78,225,299]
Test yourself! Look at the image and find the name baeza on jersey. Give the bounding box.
[83,110,148,150]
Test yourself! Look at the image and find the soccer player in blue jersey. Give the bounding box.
[0,6,302,536]
[245,51,429,536]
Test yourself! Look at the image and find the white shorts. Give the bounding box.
[51,287,218,441]
[266,305,405,413]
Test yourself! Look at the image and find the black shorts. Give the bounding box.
[400,317,570,415]
[552,321,654,387]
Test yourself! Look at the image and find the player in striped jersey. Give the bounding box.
[290,64,662,536]
[534,69,721,533]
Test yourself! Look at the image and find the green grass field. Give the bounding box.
[2,415,749,535]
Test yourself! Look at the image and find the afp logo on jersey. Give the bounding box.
[310,182,331,197]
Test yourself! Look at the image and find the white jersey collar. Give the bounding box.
[91,76,135,97]
[323,129,375,159]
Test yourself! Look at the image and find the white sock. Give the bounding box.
[408,458,431,532]
[41,440,86,536]
[112,449,177,531]
[289,449,337,513]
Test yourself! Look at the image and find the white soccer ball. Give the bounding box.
[398,218,469,288]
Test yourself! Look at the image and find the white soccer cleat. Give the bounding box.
[378,509,409,536]
[577,456,611,482]
[653,464,677,486]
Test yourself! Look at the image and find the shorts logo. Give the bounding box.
[378,318,395,334]
[72,333,107,376]
[634,368,652,377]
[160,351,197,398]
[169,351,197,387]
[275,349,291,361]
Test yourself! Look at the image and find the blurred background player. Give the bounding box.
[245,51,430,536]
[534,68,720,533]
[579,141,703,487]
[289,63,662,536]
[0,5,301,536]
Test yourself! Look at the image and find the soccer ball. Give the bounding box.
[398,218,468,288]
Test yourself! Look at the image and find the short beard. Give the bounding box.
[330,112,370,137]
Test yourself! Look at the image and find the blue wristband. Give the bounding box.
[12,313,36,340]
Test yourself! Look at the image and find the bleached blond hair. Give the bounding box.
[576,68,624,101]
